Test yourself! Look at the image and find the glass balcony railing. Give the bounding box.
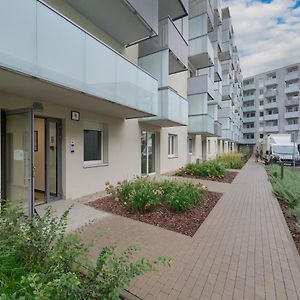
[242,138,256,144]
[285,71,299,82]
[140,87,188,126]
[243,95,255,101]
[285,124,299,131]
[243,106,256,113]
[285,111,299,119]
[265,125,279,133]
[188,114,215,136]
[264,114,279,121]
[139,16,188,74]
[243,127,255,134]
[243,116,256,123]
[264,102,278,109]
[214,121,222,137]
[243,83,256,91]
[0,0,158,118]
[189,35,214,69]
[264,77,277,87]
[188,75,215,99]
[285,85,300,94]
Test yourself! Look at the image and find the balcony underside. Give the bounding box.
[159,0,188,20]
[65,0,158,45]
[188,114,215,136]
[189,53,214,70]
[0,68,154,118]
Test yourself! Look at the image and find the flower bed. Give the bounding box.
[175,161,238,183]
[88,178,222,236]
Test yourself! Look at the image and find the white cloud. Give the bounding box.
[223,0,300,77]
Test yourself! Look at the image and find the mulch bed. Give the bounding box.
[176,171,238,183]
[88,191,223,237]
[277,200,300,254]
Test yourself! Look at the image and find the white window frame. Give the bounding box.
[168,134,177,158]
[188,138,193,155]
[83,122,104,168]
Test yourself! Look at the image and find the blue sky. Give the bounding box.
[223,0,300,77]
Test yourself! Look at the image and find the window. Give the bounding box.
[287,118,298,125]
[260,111,264,117]
[188,138,193,155]
[84,130,103,163]
[260,100,264,106]
[260,134,264,139]
[259,89,264,95]
[168,134,177,157]
[286,106,298,112]
[208,140,211,154]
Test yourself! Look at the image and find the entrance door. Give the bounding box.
[141,131,155,175]
[1,109,34,217]
[44,118,62,202]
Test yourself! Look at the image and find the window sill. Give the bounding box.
[83,162,109,168]
[168,155,178,159]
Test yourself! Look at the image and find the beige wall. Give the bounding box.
[206,137,219,160]
[169,71,188,99]
[0,92,189,201]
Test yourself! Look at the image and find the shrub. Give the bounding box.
[216,152,245,169]
[106,178,205,213]
[267,165,300,229]
[176,161,226,178]
[0,203,170,299]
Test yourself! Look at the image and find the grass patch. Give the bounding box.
[105,178,205,213]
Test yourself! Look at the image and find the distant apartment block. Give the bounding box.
[242,63,300,147]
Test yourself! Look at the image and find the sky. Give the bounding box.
[222,0,300,78]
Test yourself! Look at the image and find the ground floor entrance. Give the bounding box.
[141,131,156,175]
[1,108,62,217]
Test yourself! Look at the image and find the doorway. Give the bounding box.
[141,131,155,175]
[1,109,62,216]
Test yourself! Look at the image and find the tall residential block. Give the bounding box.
[0,0,242,217]
[242,63,300,148]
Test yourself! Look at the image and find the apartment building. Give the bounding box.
[242,63,300,148]
[0,0,242,217]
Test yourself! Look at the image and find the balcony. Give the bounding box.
[243,94,255,102]
[214,121,222,137]
[218,107,232,119]
[222,84,233,100]
[188,74,215,99]
[243,116,256,123]
[210,90,222,106]
[285,124,299,131]
[264,114,279,121]
[219,41,233,61]
[139,16,188,74]
[285,71,299,82]
[209,25,222,51]
[158,0,188,20]
[285,85,300,94]
[265,89,277,98]
[265,125,279,133]
[265,102,278,109]
[65,0,158,46]
[214,58,222,82]
[242,138,256,144]
[243,127,255,134]
[285,97,299,106]
[264,77,277,87]
[0,0,158,118]
[189,0,214,31]
[243,83,256,91]
[243,106,256,113]
[188,114,215,136]
[189,35,214,69]
[140,87,188,126]
[285,111,299,118]
[212,0,222,26]
[221,130,233,141]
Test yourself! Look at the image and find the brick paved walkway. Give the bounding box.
[81,158,300,299]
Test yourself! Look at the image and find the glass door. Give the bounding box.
[1,109,34,217]
[141,131,155,175]
[45,118,62,202]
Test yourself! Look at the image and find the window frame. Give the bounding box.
[83,122,106,168]
[168,134,177,158]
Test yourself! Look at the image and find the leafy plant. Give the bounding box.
[106,178,205,213]
[0,203,170,299]
[176,161,226,179]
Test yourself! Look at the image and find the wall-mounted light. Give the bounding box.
[33,102,44,113]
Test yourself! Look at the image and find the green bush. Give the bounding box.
[267,165,300,230]
[216,152,245,169]
[0,203,170,299]
[106,178,205,213]
[176,160,226,178]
